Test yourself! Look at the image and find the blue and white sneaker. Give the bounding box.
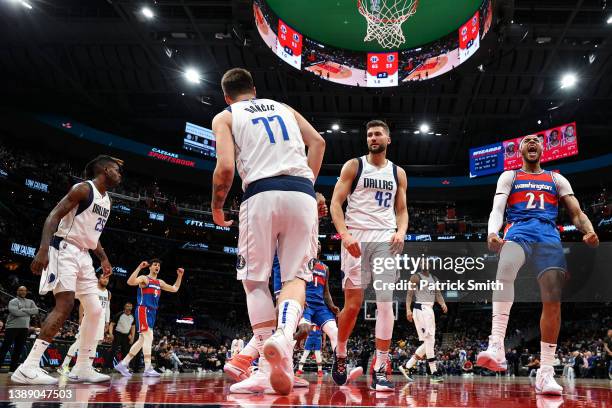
[370,363,394,392]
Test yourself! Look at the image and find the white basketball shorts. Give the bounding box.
[341,228,396,289]
[39,238,99,299]
[236,178,318,285]
[413,303,436,341]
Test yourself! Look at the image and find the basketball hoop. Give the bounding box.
[358,0,419,49]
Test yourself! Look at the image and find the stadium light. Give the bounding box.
[184,68,201,84]
[141,7,154,19]
[419,123,430,133]
[560,73,577,89]
[607,15,612,24]
[331,124,340,131]
[537,120,542,125]
[413,130,420,134]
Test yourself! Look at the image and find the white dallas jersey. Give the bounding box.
[415,272,437,306]
[345,156,398,230]
[229,98,314,190]
[98,287,111,323]
[55,180,111,250]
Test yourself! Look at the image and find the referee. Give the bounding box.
[109,302,135,367]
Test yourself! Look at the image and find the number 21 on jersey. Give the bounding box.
[525,192,545,210]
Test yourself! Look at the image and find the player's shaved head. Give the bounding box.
[222,68,255,100]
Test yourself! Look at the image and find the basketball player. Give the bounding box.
[223,197,332,389]
[58,272,111,376]
[296,325,325,377]
[330,120,408,391]
[231,336,245,358]
[476,134,599,395]
[212,68,325,395]
[400,263,447,382]
[12,155,122,385]
[114,259,184,377]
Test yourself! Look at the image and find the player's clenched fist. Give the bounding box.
[582,231,599,248]
[177,268,185,276]
[342,232,361,258]
[138,261,150,270]
[487,233,504,253]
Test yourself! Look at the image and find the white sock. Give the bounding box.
[242,334,262,359]
[24,339,49,368]
[276,299,302,341]
[253,327,274,356]
[374,350,388,370]
[540,342,557,367]
[406,356,417,369]
[428,359,437,374]
[62,355,72,368]
[74,294,103,370]
[491,302,512,341]
[336,341,348,358]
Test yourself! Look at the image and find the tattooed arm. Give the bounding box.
[211,110,236,227]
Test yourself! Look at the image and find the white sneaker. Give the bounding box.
[11,365,58,385]
[68,366,111,383]
[263,330,294,395]
[229,360,274,394]
[294,375,309,388]
[347,366,364,384]
[476,336,507,372]
[535,366,563,395]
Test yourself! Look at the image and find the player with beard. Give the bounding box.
[476,134,599,395]
[330,120,408,391]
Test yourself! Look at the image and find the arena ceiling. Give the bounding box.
[0,0,611,175]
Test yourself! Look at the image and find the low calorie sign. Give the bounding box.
[276,19,303,70]
[366,52,398,87]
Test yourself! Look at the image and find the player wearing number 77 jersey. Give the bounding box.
[211,68,325,395]
[477,134,599,396]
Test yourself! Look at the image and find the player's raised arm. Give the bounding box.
[289,107,326,179]
[211,110,236,227]
[556,174,599,247]
[391,166,408,253]
[487,171,513,252]
[160,268,185,293]
[30,182,91,275]
[127,261,149,286]
[330,159,361,257]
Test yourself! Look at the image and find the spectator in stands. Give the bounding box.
[108,302,135,368]
[0,286,38,373]
[605,329,612,380]
[527,355,540,377]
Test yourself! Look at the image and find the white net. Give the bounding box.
[358,0,418,49]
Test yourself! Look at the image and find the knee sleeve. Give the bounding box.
[493,242,525,303]
[415,343,426,358]
[243,280,277,326]
[322,320,338,351]
[314,350,322,363]
[374,301,395,340]
[142,330,153,356]
[300,350,310,363]
[80,294,104,320]
[424,336,435,359]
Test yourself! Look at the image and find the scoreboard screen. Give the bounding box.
[183,122,216,158]
[469,122,578,177]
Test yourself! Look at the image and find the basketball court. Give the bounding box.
[1,0,611,407]
[0,374,608,407]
